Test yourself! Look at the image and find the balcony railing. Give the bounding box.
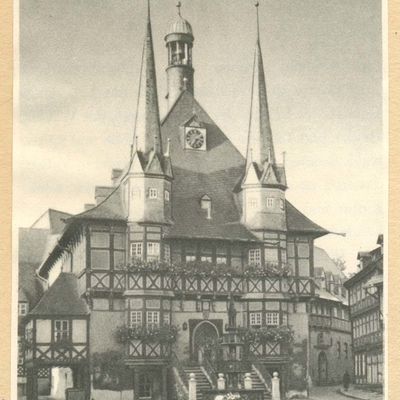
[353,331,383,349]
[126,339,171,359]
[309,314,351,332]
[350,296,380,316]
[85,269,315,297]
[27,342,88,363]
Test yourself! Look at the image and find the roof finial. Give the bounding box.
[177,1,182,16]
[147,0,151,19]
[255,1,260,42]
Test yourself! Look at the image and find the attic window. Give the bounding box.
[201,195,212,219]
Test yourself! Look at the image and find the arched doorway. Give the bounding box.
[318,351,328,385]
[192,321,219,363]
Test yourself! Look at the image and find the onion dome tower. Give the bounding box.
[165,2,194,109]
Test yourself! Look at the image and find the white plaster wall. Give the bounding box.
[36,319,51,342]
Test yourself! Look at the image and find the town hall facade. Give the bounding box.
[18,2,352,399]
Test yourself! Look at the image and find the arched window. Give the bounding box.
[200,195,212,219]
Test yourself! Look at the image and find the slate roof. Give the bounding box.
[29,273,89,317]
[285,201,328,236]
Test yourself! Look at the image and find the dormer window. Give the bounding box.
[201,195,212,219]
[149,188,158,199]
[267,198,274,208]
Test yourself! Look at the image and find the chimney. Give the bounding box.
[95,186,113,205]
[84,204,95,211]
[111,169,123,186]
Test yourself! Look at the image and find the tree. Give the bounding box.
[332,257,347,272]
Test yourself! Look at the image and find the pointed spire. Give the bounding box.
[245,1,276,171]
[132,0,163,156]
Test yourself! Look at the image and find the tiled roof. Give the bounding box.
[70,185,125,222]
[285,201,328,236]
[314,247,346,278]
[29,273,89,317]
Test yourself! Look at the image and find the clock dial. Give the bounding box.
[186,128,205,149]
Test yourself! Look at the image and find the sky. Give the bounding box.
[15,0,384,274]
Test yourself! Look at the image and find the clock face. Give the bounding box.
[186,128,205,149]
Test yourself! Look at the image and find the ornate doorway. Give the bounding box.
[318,351,328,385]
[192,321,219,362]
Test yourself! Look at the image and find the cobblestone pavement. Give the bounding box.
[308,385,383,400]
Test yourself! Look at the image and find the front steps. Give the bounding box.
[184,366,213,400]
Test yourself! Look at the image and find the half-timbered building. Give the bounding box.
[20,2,352,399]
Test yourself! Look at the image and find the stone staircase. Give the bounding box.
[184,366,213,400]
[248,368,272,400]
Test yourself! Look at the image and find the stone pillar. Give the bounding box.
[189,373,196,400]
[271,372,280,400]
[217,373,226,390]
[161,366,168,400]
[244,373,252,390]
[133,368,140,400]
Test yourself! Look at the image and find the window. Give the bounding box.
[201,256,212,262]
[249,249,261,265]
[146,311,160,329]
[129,311,142,328]
[266,312,279,326]
[264,247,279,264]
[18,302,28,316]
[337,341,341,358]
[163,313,170,325]
[131,243,143,258]
[131,187,141,198]
[149,188,158,199]
[164,190,170,202]
[186,255,196,262]
[248,198,257,209]
[280,199,285,210]
[91,232,110,248]
[344,342,349,359]
[266,198,274,208]
[54,320,69,342]
[147,242,160,258]
[139,374,152,398]
[216,256,227,264]
[18,337,24,365]
[164,244,171,263]
[249,312,262,327]
[201,195,212,219]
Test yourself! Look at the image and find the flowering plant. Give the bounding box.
[114,324,179,344]
[124,258,291,278]
[237,325,294,344]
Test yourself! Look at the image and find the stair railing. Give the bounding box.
[171,351,189,399]
[247,352,272,391]
[199,348,218,388]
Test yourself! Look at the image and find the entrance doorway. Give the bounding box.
[318,351,328,385]
[192,321,219,362]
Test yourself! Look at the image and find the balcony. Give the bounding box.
[83,269,315,297]
[353,331,383,349]
[350,296,380,316]
[309,314,351,333]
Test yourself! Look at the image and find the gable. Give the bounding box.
[161,91,245,173]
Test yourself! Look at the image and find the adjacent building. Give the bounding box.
[19,3,352,400]
[344,235,384,388]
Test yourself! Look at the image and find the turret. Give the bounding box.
[121,0,173,258]
[165,2,194,109]
[241,2,287,231]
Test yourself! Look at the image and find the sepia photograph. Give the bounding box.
[14,1,385,400]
